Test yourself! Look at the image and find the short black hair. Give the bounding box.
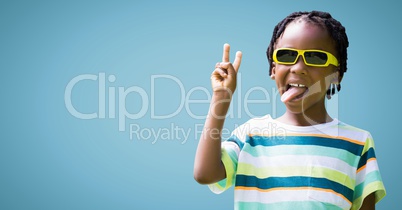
[266,11,349,80]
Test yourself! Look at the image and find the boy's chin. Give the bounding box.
[283,99,315,115]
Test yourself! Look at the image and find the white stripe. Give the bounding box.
[222,141,240,157]
[240,152,356,178]
[356,159,380,185]
[235,188,351,208]
[307,188,351,209]
[245,144,358,167]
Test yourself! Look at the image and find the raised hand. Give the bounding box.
[211,43,242,96]
[194,44,242,184]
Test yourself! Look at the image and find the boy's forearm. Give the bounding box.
[194,92,232,184]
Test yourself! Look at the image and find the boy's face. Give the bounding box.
[272,21,339,116]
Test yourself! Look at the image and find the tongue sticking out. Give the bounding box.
[281,86,307,103]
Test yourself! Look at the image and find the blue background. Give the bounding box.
[1,0,400,209]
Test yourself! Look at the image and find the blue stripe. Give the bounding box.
[227,135,245,149]
[236,175,353,203]
[357,147,376,169]
[247,135,363,156]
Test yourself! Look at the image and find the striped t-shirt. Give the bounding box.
[209,115,386,210]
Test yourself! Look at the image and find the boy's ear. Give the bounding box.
[332,70,342,84]
[270,62,276,80]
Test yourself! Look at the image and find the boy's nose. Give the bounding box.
[290,55,308,75]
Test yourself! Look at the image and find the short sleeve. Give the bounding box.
[208,126,246,194]
[351,134,386,210]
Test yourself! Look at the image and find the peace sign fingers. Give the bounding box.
[211,43,243,94]
[221,43,242,72]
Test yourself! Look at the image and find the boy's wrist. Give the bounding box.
[209,91,232,120]
[212,88,234,100]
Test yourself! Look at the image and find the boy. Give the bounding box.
[194,11,385,210]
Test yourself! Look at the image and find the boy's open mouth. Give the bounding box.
[281,83,309,102]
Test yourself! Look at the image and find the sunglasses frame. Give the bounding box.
[273,48,339,67]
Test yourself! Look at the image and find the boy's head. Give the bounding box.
[266,11,349,88]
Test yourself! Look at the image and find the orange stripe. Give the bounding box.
[356,157,377,173]
[248,133,365,146]
[235,186,351,205]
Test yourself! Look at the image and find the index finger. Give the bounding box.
[222,43,230,62]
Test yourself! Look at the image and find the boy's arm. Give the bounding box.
[193,44,242,184]
[359,193,375,210]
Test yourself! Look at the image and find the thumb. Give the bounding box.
[219,62,236,76]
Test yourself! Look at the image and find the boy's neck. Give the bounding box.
[276,108,333,127]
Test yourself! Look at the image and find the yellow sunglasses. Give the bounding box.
[273,48,339,67]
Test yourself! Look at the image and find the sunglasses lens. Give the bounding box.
[276,49,298,63]
[304,51,328,65]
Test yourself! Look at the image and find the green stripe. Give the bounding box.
[237,163,355,190]
[312,166,355,190]
[351,181,386,210]
[209,149,237,192]
[361,136,374,155]
[354,170,384,198]
[243,144,359,167]
[227,149,238,165]
[221,149,236,190]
